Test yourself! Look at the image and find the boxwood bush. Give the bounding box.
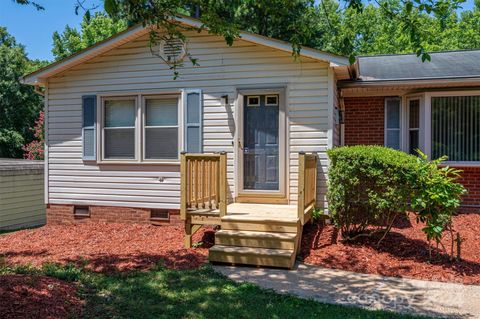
[327,145,465,250]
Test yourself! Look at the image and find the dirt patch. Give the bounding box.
[0,274,83,319]
[301,213,480,285]
[0,224,213,272]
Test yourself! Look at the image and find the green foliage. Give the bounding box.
[410,152,466,245]
[0,27,43,158]
[311,207,326,223]
[327,146,465,250]
[52,11,127,60]
[0,263,422,319]
[327,146,416,240]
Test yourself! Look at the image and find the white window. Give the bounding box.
[144,97,179,160]
[103,98,137,160]
[100,94,182,162]
[431,95,480,162]
[408,98,420,155]
[384,98,401,150]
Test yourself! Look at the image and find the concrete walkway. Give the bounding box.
[213,263,480,319]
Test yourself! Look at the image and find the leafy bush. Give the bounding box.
[327,146,466,251]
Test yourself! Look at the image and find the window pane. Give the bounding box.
[409,130,419,155]
[146,98,178,126]
[145,127,178,159]
[105,100,135,127]
[386,99,400,129]
[386,130,400,149]
[409,99,420,129]
[432,96,480,161]
[104,128,135,159]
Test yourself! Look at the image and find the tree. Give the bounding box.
[52,11,127,60]
[99,0,466,64]
[0,27,43,158]
[22,111,44,160]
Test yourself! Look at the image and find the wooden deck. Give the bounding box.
[181,152,318,269]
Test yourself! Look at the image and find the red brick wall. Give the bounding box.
[456,167,480,209]
[46,205,181,225]
[343,96,480,210]
[343,97,385,146]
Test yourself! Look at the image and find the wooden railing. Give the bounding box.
[180,152,227,220]
[297,152,318,225]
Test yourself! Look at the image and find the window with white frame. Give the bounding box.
[100,94,183,162]
[144,97,179,160]
[408,98,420,155]
[431,95,480,162]
[103,98,137,159]
[385,98,401,150]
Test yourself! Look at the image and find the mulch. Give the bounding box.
[300,213,480,285]
[0,223,214,273]
[0,274,84,319]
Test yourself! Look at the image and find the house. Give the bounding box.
[22,15,480,268]
[339,51,480,210]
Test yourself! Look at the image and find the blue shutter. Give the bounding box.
[184,90,202,153]
[82,95,97,160]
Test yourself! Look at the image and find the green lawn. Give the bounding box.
[2,263,427,319]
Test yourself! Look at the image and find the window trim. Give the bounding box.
[96,92,183,165]
[141,94,182,162]
[426,90,480,166]
[384,97,402,150]
[101,95,139,162]
[384,91,480,166]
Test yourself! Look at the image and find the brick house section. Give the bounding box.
[46,204,182,225]
[343,96,480,209]
[343,97,385,146]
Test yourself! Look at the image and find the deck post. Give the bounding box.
[297,151,306,225]
[219,151,227,217]
[180,151,187,220]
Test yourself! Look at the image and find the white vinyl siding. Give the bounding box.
[46,31,331,209]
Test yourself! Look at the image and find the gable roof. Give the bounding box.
[357,50,480,81]
[23,15,349,86]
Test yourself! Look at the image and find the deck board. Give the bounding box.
[222,203,298,222]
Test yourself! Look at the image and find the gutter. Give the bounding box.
[338,76,480,88]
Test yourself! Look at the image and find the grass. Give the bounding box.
[0,263,427,319]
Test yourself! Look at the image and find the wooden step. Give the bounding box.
[209,245,295,268]
[220,218,299,233]
[215,230,296,249]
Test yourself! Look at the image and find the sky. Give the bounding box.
[0,0,477,62]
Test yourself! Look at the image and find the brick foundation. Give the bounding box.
[344,96,385,146]
[46,204,182,226]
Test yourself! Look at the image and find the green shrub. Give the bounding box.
[327,146,416,241]
[327,146,466,251]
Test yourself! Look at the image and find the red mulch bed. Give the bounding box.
[0,223,214,273]
[0,274,84,319]
[301,213,480,285]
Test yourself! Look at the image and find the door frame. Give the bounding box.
[235,88,287,203]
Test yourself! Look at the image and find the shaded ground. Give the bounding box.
[1,264,424,319]
[0,223,214,272]
[0,274,83,319]
[301,213,480,285]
